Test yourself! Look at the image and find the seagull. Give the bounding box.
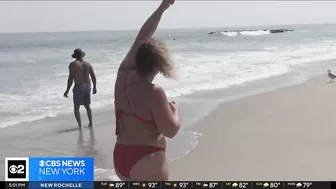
[328,70,336,82]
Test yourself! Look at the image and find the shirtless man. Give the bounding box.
[64,48,97,128]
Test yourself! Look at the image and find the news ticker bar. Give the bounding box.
[2,181,336,189]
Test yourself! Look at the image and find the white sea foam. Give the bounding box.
[240,30,271,36]
[2,29,336,128]
[166,131,202,161]
[219,30,271,36]
[94,167,120,181]
[220,31,238,37]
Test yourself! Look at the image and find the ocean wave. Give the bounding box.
[209,29,293,37]
[94,167,120,181]
[220,31,238,37]
[1,33,336,129]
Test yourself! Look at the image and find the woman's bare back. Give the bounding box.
[114,70,166,148]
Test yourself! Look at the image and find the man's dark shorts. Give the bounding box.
[73,84,91,106]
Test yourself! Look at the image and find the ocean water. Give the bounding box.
[2,24,336,180]
[2,24,336,128]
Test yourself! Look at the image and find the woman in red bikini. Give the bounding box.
[113,0,180,181]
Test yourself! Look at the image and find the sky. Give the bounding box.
[1,1,336,33]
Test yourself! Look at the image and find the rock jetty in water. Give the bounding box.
[269,29,294,33]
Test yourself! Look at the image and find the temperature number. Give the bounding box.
[239,182,248,188]
[115,182,125,188]
[270,183,280,188]
[303,182,312,188]
[148,182,158,188]
[179,182,188,188]
[209,182,219,188]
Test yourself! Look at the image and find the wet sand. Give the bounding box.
[170,75,336,181]
[2,75,336,181]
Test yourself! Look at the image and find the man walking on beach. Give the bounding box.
[64,48,97,128]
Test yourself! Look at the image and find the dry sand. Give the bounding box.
[170,75,336,181]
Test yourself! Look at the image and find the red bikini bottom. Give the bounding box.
[113,143,165,178]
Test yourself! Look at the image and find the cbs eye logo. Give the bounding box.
[6,159,27,180]
[9,164,25,175]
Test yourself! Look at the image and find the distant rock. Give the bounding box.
[269,29,294,33]
[207,29,294,35]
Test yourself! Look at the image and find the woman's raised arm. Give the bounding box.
[118,0,174,72]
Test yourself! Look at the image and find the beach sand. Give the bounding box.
[1,74,336,181]
[0,106,118,181]
[170,75,336,181]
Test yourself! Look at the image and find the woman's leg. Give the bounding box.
[115,171,130,181]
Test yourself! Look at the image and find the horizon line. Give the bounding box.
[1,22,335,35]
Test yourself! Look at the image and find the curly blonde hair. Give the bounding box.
[135,38,175,79]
